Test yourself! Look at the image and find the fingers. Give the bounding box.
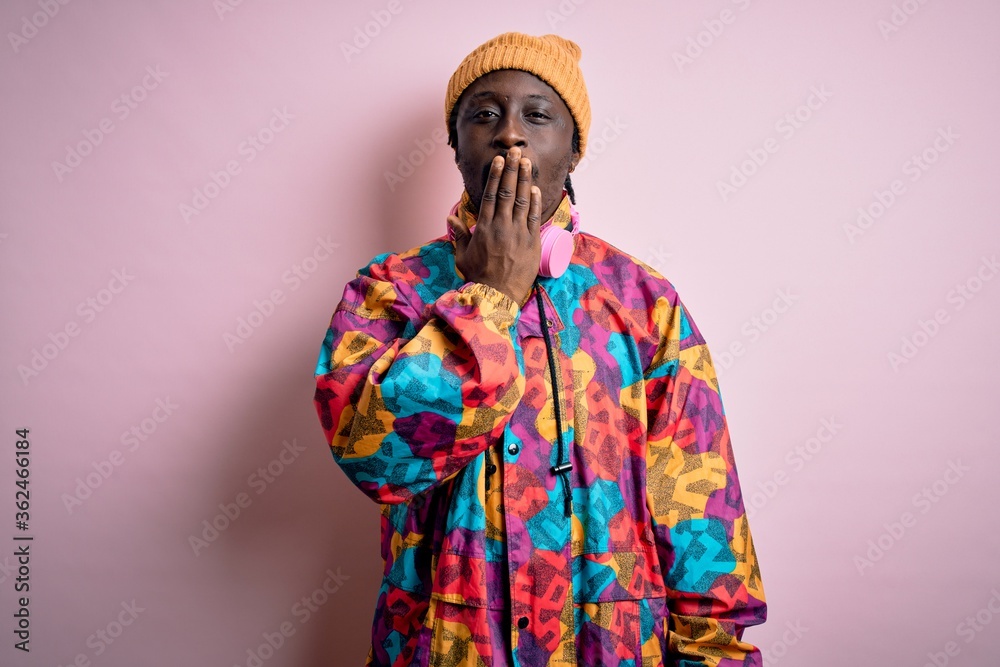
[513,154,533,226]
[527,186,541,235]
[478,155,503,224]
[494,146,522,223]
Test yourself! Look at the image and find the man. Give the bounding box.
[314,32,766,666]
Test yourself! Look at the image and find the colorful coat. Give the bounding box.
[313,192,766,666]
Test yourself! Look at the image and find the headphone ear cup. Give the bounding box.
[538,226,574,278]
[448,198,578,276]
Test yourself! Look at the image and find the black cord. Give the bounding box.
[534,282,572,517]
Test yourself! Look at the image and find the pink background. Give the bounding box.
[3,1,999,665]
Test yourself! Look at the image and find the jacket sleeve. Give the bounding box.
[313,257,524,505]
[643,293,767,667]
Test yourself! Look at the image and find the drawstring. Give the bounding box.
[534,281,573,518]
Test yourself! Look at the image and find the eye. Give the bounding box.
[473,109,498,119]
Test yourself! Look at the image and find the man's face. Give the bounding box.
[453,69,579,225]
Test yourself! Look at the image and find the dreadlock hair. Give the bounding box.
[447,103,580,205]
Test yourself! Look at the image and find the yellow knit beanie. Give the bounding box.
[444,32,591,159]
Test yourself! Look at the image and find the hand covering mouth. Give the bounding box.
[479,154,540,190]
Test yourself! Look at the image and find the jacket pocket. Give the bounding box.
[429,550,507,610]
[384,543,435,597]
[573,549,668,666]
[574,546,666,602]
[382,478,457,596]
[575,596,668,667]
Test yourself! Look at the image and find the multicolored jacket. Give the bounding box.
[313,191,766,666]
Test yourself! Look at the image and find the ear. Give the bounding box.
[568,153,580,173]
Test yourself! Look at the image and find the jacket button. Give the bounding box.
[507,443,519,455]
[517,616,529,629]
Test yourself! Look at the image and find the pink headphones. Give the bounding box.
[447,195,579,278]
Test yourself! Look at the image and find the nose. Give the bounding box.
[492,114,527,154]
